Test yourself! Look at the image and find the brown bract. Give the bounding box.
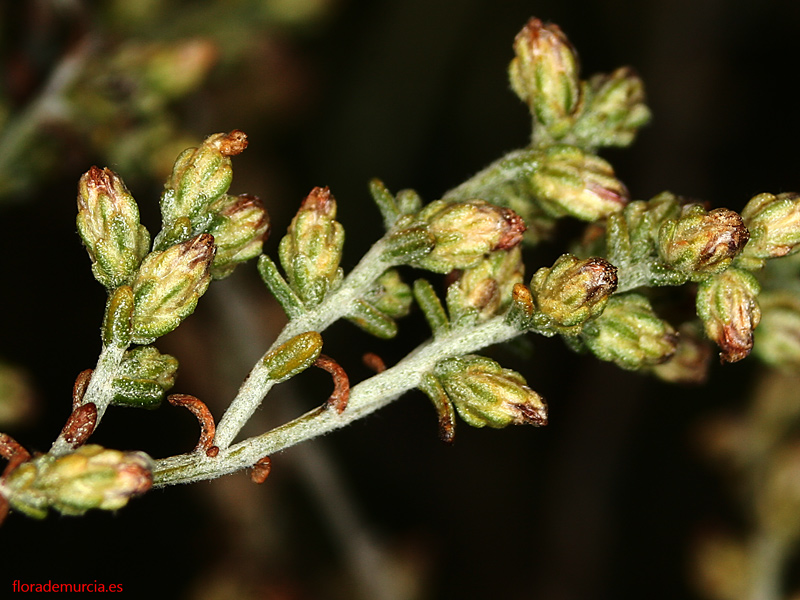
[61,403,98,448]
[495,207,527,250]
[315,355,350,414]
[212,130,248,157]
[168,394,218,455]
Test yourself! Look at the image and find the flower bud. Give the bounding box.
[447,247,525,321]
[3,445,152,518]
[434,355,547,429]
[531,145,629,221]
[696,268,761,363]
[740,192,800,267]
[112,346,178,409]
[572,67,651,149]
[366,269,413,319]
[279,187,344,306]
[77,166,150,289]
[650,323,712,385]
[658,205,750,278]
[581,293,678,370]
[130,234,215,344]
[158,131,247,238]
[752,291,800,370]
[412,200,525,273]
[530,254,618,330]
[347,270,413,339]
[206,193,270,279]
[508,18,582,139]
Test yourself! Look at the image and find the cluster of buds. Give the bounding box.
[508,18,650,149]
[529,254,618,333]
[2,445,152,519]
[427,355,547,431]
[407,199,525,273]
[278,187,345,307]
[657,204,750,280]
[76,131,268,348]
[580,293,677,370]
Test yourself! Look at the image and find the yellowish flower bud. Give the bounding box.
[4,445,152,518]
[696,268,761,363]
[131,234,215,344]
[76,166,150,289]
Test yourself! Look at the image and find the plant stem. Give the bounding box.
[443,148,539,201]
[213,235,400,449]
[153,316,521,486]
[49,342,127,456]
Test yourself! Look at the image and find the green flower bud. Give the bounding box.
[572,67,651,149]
[76,166,150,289]
[366,270,413,319]
[581,293,678,370]
[112,346,178,409]
[508,18,582,139]
[658,205,750,278]
[158,130,248,240]
[740,192,800,268]
[131,234,215,344]
[412,200,526,273]
[531,145,629,221]
[434,355,547,429]
[4,445,152,518]
[696,268,761,364]
[207,193,270,279]
[447,247,525,321]
[261,331,323,383]
[650,323,712,385]
[279,187,345,306]
[531,254,618,330]
[752,291,800,370]
[346,270,413,339]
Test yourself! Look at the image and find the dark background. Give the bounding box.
[2,0,799,598]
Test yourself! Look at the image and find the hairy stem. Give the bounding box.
[213,236,400,449]
[153,316,521,486]
[443,148,539,202]
[49,343,127,456]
